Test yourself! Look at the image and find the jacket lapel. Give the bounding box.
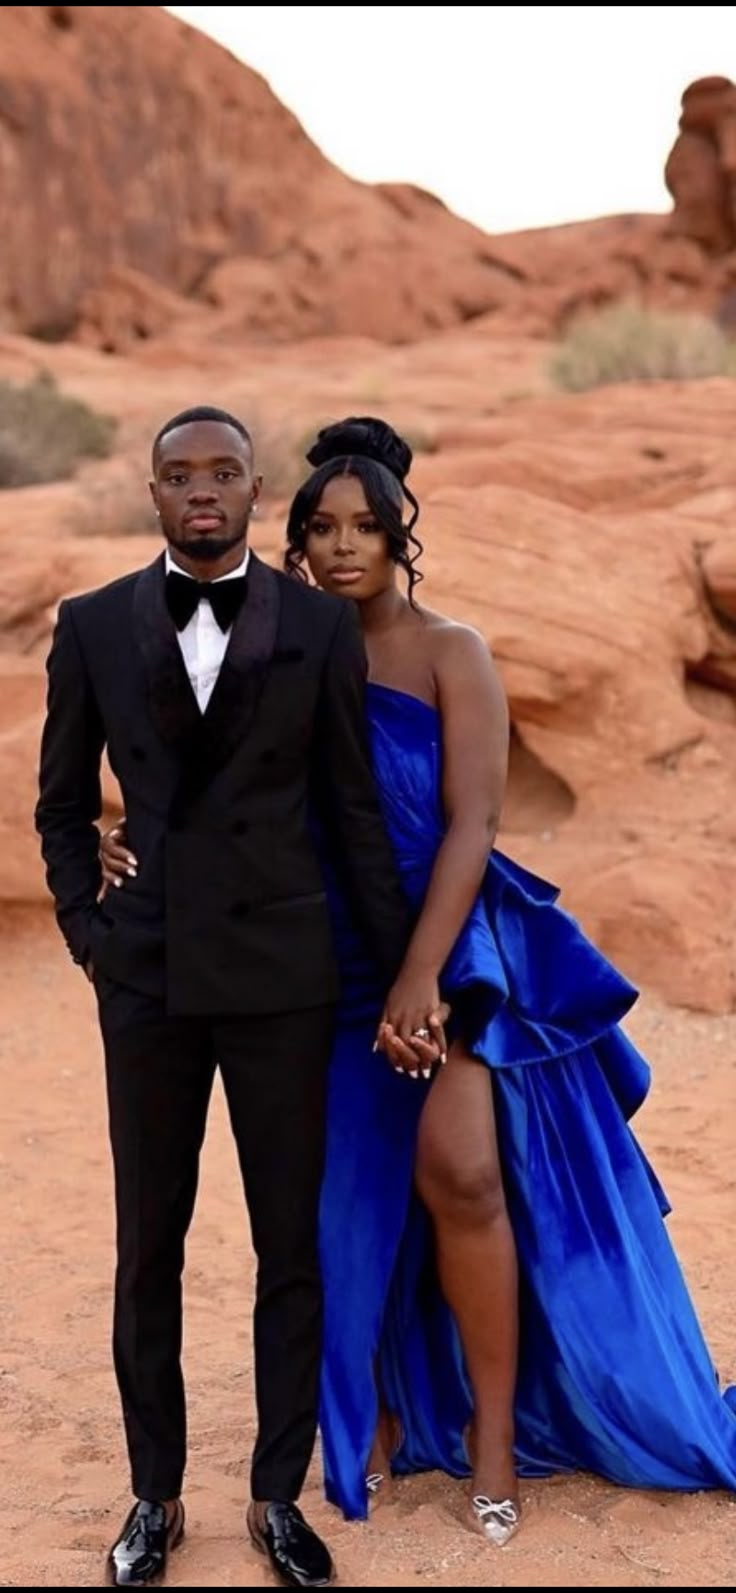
[132,554,201,752]
[201,553,280,774]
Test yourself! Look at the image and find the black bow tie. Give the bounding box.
[165,569,247,634]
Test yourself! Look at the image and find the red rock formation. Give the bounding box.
[3,10,736,350]
[665,77,736,255]
[0,6,528,346]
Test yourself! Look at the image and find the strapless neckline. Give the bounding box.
[366,681,438,720]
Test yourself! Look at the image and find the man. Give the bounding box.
[36,407,413,1588]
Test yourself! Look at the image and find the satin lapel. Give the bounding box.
[199,553,281,774]
[132,554,201,751]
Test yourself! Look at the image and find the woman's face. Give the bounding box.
[304,473,396,602]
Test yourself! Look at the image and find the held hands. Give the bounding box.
[375,963,449,1079]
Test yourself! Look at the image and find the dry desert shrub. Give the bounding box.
[0,372,115,487]
[551,302,736,391]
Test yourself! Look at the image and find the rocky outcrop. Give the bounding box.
[4,11,736,349]
[665,77,736,255]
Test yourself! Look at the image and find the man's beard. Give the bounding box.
[165,524,247,564]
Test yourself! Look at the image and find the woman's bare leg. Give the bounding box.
[415,1045,519,1511]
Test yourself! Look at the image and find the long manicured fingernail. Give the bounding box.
[372,1041,378,1053]
[127,867,137,878]
[409,1069,419,1079]
[440,1053,447,1066]
[393,1066,403,1075]
[422,1067,432,1079]
[114,878,123,889]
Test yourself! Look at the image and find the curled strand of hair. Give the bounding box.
[403,484,419,531]
[402,526,424,606]
[284,544,309,583]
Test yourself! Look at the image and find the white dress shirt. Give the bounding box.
[165,548,250,713]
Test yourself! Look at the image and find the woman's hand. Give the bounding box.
[375,964,449,1079]
[100,823,137,891]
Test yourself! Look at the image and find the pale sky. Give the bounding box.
[168,5,735,234]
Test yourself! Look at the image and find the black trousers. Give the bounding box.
[95,973,334,1503]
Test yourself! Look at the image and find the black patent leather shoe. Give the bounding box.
[105,1498,185,1586]
[247,1501,334,1587]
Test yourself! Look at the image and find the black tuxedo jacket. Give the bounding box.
[36,552,412,1014]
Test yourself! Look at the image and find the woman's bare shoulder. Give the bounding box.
[419,608,498,676]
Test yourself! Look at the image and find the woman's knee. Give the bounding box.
[416,1152,507,1228]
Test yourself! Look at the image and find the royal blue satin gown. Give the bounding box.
[318,683,736,1520]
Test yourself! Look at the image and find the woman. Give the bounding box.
[102,416,736,1544]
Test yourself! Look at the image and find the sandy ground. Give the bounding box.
[1,906,734,1588]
